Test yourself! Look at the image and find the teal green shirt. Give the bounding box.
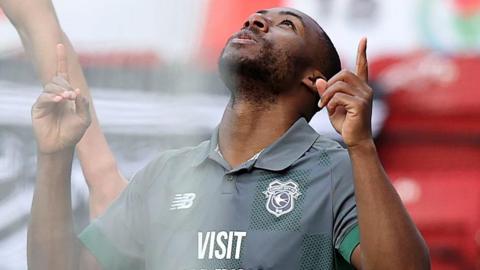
[80,118,360,269]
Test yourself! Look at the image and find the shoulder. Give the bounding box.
[304,135,354,189]
[308,135,351,168]
[145,140,209,169]
[129,140,210,187]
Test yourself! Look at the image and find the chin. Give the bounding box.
[220,44,260,65]
[217,41,293,93]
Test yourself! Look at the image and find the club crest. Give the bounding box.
[263,179,301,217]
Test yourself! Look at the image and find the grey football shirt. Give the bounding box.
[79,117,360,270]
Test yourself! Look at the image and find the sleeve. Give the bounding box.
[332,152,360,265]
[78,166,152,270]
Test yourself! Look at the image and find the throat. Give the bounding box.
[229,78,281,107]
[217,99,298,168]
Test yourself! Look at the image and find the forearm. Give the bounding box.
[28,148,80,270]
[34,32,126,217]
[1,1,90,102]
[60,37,128,209]
[348,140,429,269]
[57,37,128,218]
[1,0,127,215]
[0,0,62,84]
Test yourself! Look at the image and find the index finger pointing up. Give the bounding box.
[56,43,68,80]
[355,37,368,82]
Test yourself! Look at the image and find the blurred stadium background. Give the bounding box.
[0,0,479,269]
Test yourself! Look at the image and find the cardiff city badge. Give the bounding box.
[263,180,301,217]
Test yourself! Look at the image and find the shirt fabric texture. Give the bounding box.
[79,118,360,270]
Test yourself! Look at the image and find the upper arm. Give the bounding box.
[331,151,361,267]
[332,153,358,249]
[78,174,149,270]
[350,245,362,270]
[78,242,102,270]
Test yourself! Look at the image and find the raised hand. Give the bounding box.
[32,44,91,154]
[316,38,373,147]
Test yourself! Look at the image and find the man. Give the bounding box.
[1,1,430,269]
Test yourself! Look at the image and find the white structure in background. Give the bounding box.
[1,0,477,63]
[0,82,386,137]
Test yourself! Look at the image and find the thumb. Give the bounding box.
[315,79,327,107]
[74,89,90,122]
[315,79,327,95]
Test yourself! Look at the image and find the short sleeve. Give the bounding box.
[78,167,151,270]
[332,152,360,264]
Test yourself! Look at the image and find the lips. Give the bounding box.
[229,30,259,44]
[236,32,256,41]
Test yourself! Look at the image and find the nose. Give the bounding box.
[243,13,269,32]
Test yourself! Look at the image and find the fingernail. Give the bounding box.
[316,79,327,94]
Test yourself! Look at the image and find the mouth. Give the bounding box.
[229,30,258,45]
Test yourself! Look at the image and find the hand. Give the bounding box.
[316,38,373,147]
[32,44,91,154]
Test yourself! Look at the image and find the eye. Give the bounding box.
[280,19,295,29]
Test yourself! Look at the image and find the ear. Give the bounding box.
[301,70,325,95]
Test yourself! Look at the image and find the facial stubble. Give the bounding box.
[218,39,304,106]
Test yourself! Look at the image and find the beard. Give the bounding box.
[218,36,305,105]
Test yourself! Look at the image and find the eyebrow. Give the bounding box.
[256,9,305,28]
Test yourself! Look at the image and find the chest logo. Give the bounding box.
[263,180,301,217]
[170,193,196,210]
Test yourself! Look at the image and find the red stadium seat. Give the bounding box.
[371,52,480,269]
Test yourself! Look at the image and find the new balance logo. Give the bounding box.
[170,193,196,210]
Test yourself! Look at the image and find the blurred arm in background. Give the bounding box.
[0,0,127,218]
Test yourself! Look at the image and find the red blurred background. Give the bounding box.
[0,0,479,269]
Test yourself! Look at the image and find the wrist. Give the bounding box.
[38,146,75,159]
[347,138,376,154]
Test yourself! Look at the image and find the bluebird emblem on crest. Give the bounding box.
[263,180,301,217]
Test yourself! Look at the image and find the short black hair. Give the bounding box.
[299,9,341,80]
[317,29,341,80]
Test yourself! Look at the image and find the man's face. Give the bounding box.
[218,8,317,96]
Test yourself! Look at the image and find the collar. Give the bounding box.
[192,117,319,171]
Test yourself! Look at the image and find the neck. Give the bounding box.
[218,96,301,168]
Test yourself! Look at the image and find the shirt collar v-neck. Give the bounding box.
[193,117,319,171]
